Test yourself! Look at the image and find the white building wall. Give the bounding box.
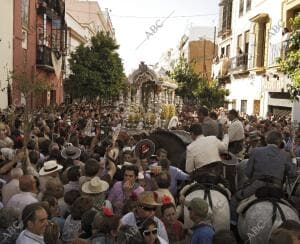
[65,13,89,78]
[217,0,289,117]
[0,1,13,109]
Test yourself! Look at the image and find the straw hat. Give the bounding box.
[39,160,63,176]
[81,176,109,194]
[61,145,81,160]
[137,191,161,206]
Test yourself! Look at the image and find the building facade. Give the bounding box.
[12,0,66,108]
[188,39,216,79]
[180,26,216,78]
[65,0,115,38]
[65,12,90,78]
[0,1,13,108]
[213,0,300,118]
[64,0,115,102]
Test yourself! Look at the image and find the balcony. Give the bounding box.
[37,0,60,19]
[218,28,232,38]
[230,53,249,74]
[212,57,231,79]
[37,45,53,69]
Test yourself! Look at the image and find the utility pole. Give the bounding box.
[203,37,207,78]
[213,26,216,58]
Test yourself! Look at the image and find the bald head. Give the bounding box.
[19,175,35,192]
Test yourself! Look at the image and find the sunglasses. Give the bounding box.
[143,228,158,236]
[139,205,157,212]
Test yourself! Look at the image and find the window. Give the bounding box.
[253,100,260,115]
[256,22,267,67]
[244,31,250,54]
[226,44,230,58]
[52,18,62,51]
[241,100,247,113]
[219,0,232,34]
[246,0,251,12]
[237,34,243,54]
[21,29,28,49]
[221,47,225,58]
[21,0,29,28]
[239,0,244,17]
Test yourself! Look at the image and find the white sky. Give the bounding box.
[99,0,219,75]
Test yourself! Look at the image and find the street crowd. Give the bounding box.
[0,102,299,244]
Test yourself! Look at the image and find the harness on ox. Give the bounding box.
[238,185,294,225]
[184,181,230,209]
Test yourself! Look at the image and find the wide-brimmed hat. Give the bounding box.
[134,139,155,159]
[1,148,15,161]
[61,145,81,160]
[137,191,161,206]
[39,160,63,176]
[81,176,109,194]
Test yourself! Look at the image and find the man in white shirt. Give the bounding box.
[16,203,48,244]
[186,123,229,174]
[227,109,245,155]
[7,175,38,216]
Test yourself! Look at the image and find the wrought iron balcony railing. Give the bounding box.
[37,45,53,68]
[230,53,248,73]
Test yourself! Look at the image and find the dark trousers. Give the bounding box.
[230,180,269,224]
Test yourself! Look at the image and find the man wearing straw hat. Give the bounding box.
[81,176,112,212]
[121,191,169,242]
[39,160,63,193]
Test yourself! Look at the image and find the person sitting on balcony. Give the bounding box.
[282,27,291,58]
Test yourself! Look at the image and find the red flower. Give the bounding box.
[162,195,172,205]
[102,207,113,217]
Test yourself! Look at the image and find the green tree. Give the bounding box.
[193,79,229,109]
[278,15,300,99]
[64,31,126,102]
[168,54,200,102]
[11,70,50,174]
[169,54,228,109]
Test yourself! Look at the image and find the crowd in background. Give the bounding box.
[0,103,299,243]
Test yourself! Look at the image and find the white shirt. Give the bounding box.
[228,119,245,142]
[2,178,20,206]
[186,134,229,173]
[16,230,44,244]
[6,192,38,215]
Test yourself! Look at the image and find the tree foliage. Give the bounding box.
[64,32,126,101]
[11,70,51,105]
[278,15,300,99]
[11,69,50,174]
[169,54,228,109]
[168,54,200,100]
[193,79,229,109]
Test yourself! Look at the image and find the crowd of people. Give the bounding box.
[0,103,299,244]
